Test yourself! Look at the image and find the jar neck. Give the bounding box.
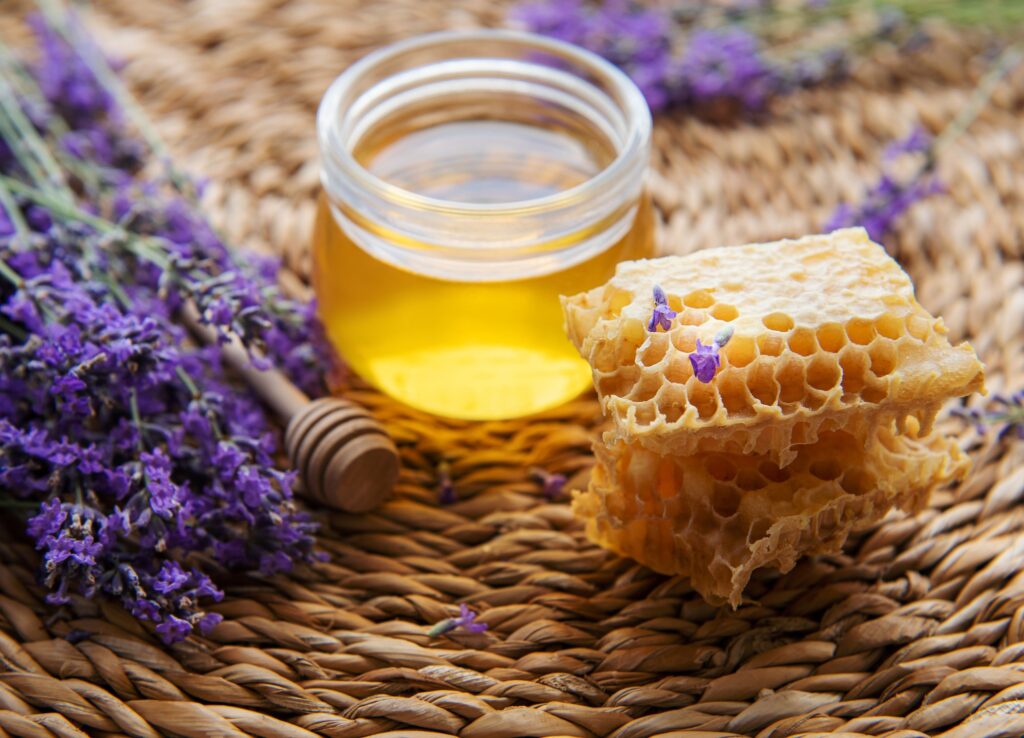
[317,30,651,281]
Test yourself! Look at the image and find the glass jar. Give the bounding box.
[314,30,654,420]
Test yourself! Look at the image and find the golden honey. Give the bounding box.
[314,31,653,419]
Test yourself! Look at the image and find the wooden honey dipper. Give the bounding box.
[182,305,399,513]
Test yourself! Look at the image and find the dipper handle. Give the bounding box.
[182,305,398,512]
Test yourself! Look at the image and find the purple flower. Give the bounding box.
[454,603,488,633]
[647,285,677,332]
[531,467,567,500]
[437,461,457,505]
[678,28,777,109]
[510,0,587,45]
[883,126,931,161]
[27,499,67,541]
[826,127,940,242]
[197,611,223,634]
[428,603,489,636]
[689,326,734,383]
[152,561,190,594]
[826,173,941,243]
[952,389,1024,441]
[155,614,191,644]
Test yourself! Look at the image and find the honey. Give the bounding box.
[314,31,653,419]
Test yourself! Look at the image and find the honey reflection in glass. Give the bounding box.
[314,83,654,420]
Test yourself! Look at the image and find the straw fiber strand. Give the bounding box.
[1,0,1024,736]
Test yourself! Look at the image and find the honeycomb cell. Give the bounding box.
[704,455,737,481]
[638,335,669,367]
[712,485,740,517]
[807,356,841,392]
[735,468,766,491]
[757,333,785,357]
[629,375,661,403]
[839,349,869,395]
[875,313,904,339]
[684,289,715,308]
[634,401,656,426]
[816,323,846,352]
[748,360,780,406]
[809,459,841,481]
[862,385,887,404]
[718,373,755,416]
[758,461,791,483]
[869,341,897,377]
[763,312,795,332]
[607,287,633,318]
[665,355,694,385]
[659,384,687,423]
[725,335,757,367]
[846,318,876,345]
[788,328,817,356]
[839,468,873,495]
[679,309,707,326]
[711,303,739,321]
[776,358,805,404]
[671,328,698,353]
[688,382,719,420]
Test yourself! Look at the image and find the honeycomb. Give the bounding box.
[574,422,968,606]
[562,228,985,466]
[563,228,985,605]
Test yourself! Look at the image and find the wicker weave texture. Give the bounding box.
[1,1,1023,736]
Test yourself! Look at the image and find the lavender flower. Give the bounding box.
[436,461,456,505]
[648,285,677,332]
[689,326,733,383]
[27,14,115,129]
[530,467,567,500]
[952,390,1024,441]
[883,126,931,161]
[678,28,777,109]
[825,127,942,242]
[428,603,489,636]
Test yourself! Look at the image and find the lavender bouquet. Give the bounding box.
[0,9,333,643]
[511,0,1024,115]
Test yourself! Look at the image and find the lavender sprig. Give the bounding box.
[826,45,1021,243]
[952,391,1024,441]
[647,285,677,332]
[690,326,734,384]
[428,603,489,636]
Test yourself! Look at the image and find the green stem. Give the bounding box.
[0,313,27,340]
[0,175,173,269]
[0,175,29,238]
[0,499,44,511]
[129,388,146,450]
[932,44,1023,159]
[175,365,201,399]
[0,72,68,192]
[0,44,104,196]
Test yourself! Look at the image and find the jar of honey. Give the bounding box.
[314,31,653,420]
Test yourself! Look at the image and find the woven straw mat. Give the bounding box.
[3,2,1024,737]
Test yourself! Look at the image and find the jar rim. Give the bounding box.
[317,28,651,217]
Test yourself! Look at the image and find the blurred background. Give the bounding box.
[5,0,1022,385]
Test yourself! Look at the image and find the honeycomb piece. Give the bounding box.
[562,228,985,465]
[574,424,967,606]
